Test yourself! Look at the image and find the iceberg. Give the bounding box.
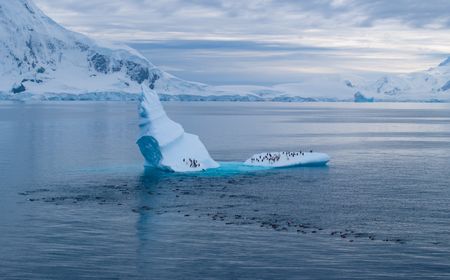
[136,86,330,173]
[137,86,220,172]
[244,151,330,168]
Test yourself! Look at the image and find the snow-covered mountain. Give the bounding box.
[1,0,449,102]
[214,74,366,102]
[356,61,450,102]
[222,64,450,102]
[0,0,216,100]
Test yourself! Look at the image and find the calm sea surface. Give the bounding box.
[0,101,449,279]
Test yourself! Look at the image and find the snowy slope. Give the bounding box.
[0,0,214,100]
[357,62,450,102]
[213,74,361,102]
[217,66,450,102]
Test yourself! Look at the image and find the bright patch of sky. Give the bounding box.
[34,0,450,85]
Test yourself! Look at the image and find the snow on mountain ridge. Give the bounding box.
[358,59,450,102]
[0,0,212,98]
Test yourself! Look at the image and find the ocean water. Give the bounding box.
[0,101,449,279]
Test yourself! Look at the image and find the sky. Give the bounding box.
[34,0,450,85]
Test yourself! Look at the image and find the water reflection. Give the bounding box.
[1,102,450,279]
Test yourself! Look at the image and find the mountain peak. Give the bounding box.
[0,0,195,97]
[438,57,450,67]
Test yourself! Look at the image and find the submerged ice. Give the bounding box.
[137,86,330,173]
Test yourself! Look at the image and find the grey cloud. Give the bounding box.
[31,0,450,85]
[129,40,333,52]
[35,0,450,28]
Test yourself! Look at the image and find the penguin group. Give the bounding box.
[249,150,313,164]
[182,158,201,168]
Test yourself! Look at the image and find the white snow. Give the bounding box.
[137,86,219,172]
[0,0,207,99]
[358,65,450,102]
[245,151,330,168]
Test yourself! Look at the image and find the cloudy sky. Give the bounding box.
[34,0,450,85]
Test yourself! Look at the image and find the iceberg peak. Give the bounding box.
[137,86,220,172]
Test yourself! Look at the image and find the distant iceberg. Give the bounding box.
[354,92,374,103]
[137,86,220,172]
